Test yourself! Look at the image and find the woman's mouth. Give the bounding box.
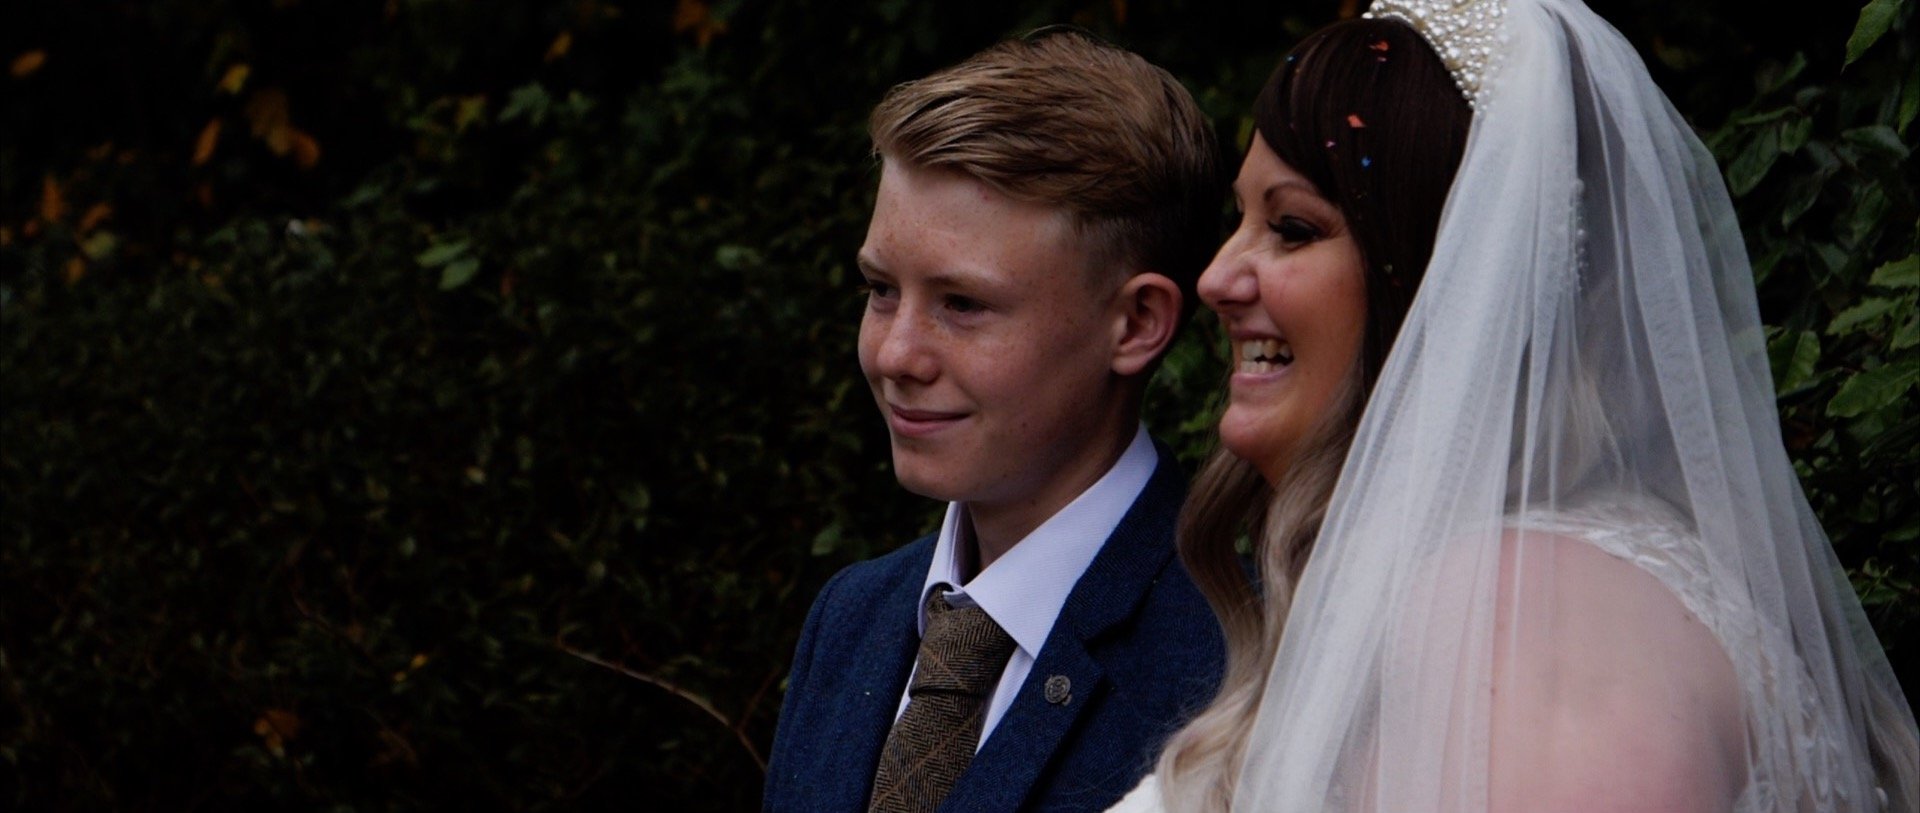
[1236,338,1294,374]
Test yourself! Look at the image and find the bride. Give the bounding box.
[1118,0,1919,810]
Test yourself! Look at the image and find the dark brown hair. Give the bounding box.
[1154,18,1473,811]
[1255,17,1473,389]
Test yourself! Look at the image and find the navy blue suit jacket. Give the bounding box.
[764,443,1225,812]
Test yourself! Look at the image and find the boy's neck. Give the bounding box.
[964,422,1138,575]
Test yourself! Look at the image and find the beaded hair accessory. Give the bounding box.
[1364,0,1508,110]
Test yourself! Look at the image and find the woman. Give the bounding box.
[1119,0,1919,810]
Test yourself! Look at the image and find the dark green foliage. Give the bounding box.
[1,0,1913,809]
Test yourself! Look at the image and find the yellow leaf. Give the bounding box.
[545,30,572,62]
[193,118,222,166]
[672,0,706,32]
[218,63,251,95]
[39,175,67,224]
[454,95,488,132]
[10,50,46,78]
[288,128,320,169]
[673,0,727,46]
[245,88,290,138]
[79,203,112,233]
[260,708,302,740]
[254,708,301,756]
[62,257,86,285]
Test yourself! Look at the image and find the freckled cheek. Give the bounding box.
[855,315,896,390]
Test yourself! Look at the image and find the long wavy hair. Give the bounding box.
[1153,18,1471,811]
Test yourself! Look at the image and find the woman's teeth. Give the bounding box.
[1238,338,1293,373]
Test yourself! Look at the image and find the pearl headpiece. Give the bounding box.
[1364,0,1508,110]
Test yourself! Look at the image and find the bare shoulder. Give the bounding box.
[1489,531,1748,813]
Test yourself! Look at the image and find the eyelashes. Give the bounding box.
[1268,216,1323,244]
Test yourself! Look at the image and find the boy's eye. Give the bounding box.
[862,280,897,300]
[1268,216,1322,244]
[944,294,983,314]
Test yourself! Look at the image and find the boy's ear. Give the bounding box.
[1110,272,1182,377]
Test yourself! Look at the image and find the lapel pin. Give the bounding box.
[1044,675,1071,705]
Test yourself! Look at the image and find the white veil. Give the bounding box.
[1231,0,1918,810]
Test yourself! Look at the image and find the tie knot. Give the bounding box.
[910,592,1015,697]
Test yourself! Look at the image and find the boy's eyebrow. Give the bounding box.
[855,252,1000,290]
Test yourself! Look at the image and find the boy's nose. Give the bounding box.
[868,309,939,384]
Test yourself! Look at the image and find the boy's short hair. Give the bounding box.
[869,28,1222,320]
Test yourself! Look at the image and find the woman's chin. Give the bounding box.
[1216,413,1291,482]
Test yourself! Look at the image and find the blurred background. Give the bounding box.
[1,0,1913,809]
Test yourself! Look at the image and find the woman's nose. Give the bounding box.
[1197,234,1258,313]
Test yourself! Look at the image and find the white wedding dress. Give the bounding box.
[1108,499,1871,813]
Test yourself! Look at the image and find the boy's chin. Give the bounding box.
[890,456,973,504]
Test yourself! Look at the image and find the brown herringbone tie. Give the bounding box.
[867,591,1016,813]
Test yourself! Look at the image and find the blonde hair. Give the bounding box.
[1153,373,1361,811]
[868,28,1221,303]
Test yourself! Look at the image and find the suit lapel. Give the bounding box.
[821,545,928,811]
[941,446,1186,811]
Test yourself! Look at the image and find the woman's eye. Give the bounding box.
[1268,216,1322,244]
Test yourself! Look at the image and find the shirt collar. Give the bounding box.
[917,424,1159,658]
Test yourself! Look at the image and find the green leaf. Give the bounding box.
[809,522,844,557]
[1828,361,1920,417]
[438,257,480,290]
[415,239,470,268]
[1849,184,1892,246]
[1842,125,1911,160]
[714,245,763,270]
[1869,255,1919,288]
[1778,117,1814,155]
[499,83,551,125]
[1904,59,1920,135]
[1759,53,1809,94]
[1779,173,1824,228]
[1726,127,1781,195]
[1752,244,1790,284]
[1893,314,1920,350]
[1815,243,1852,277]
[1845,0,1901,66]
[1830,297,1897,335]
[1733,107,1795,126]
[80,230,119,261]
[1768,329,1821,393]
